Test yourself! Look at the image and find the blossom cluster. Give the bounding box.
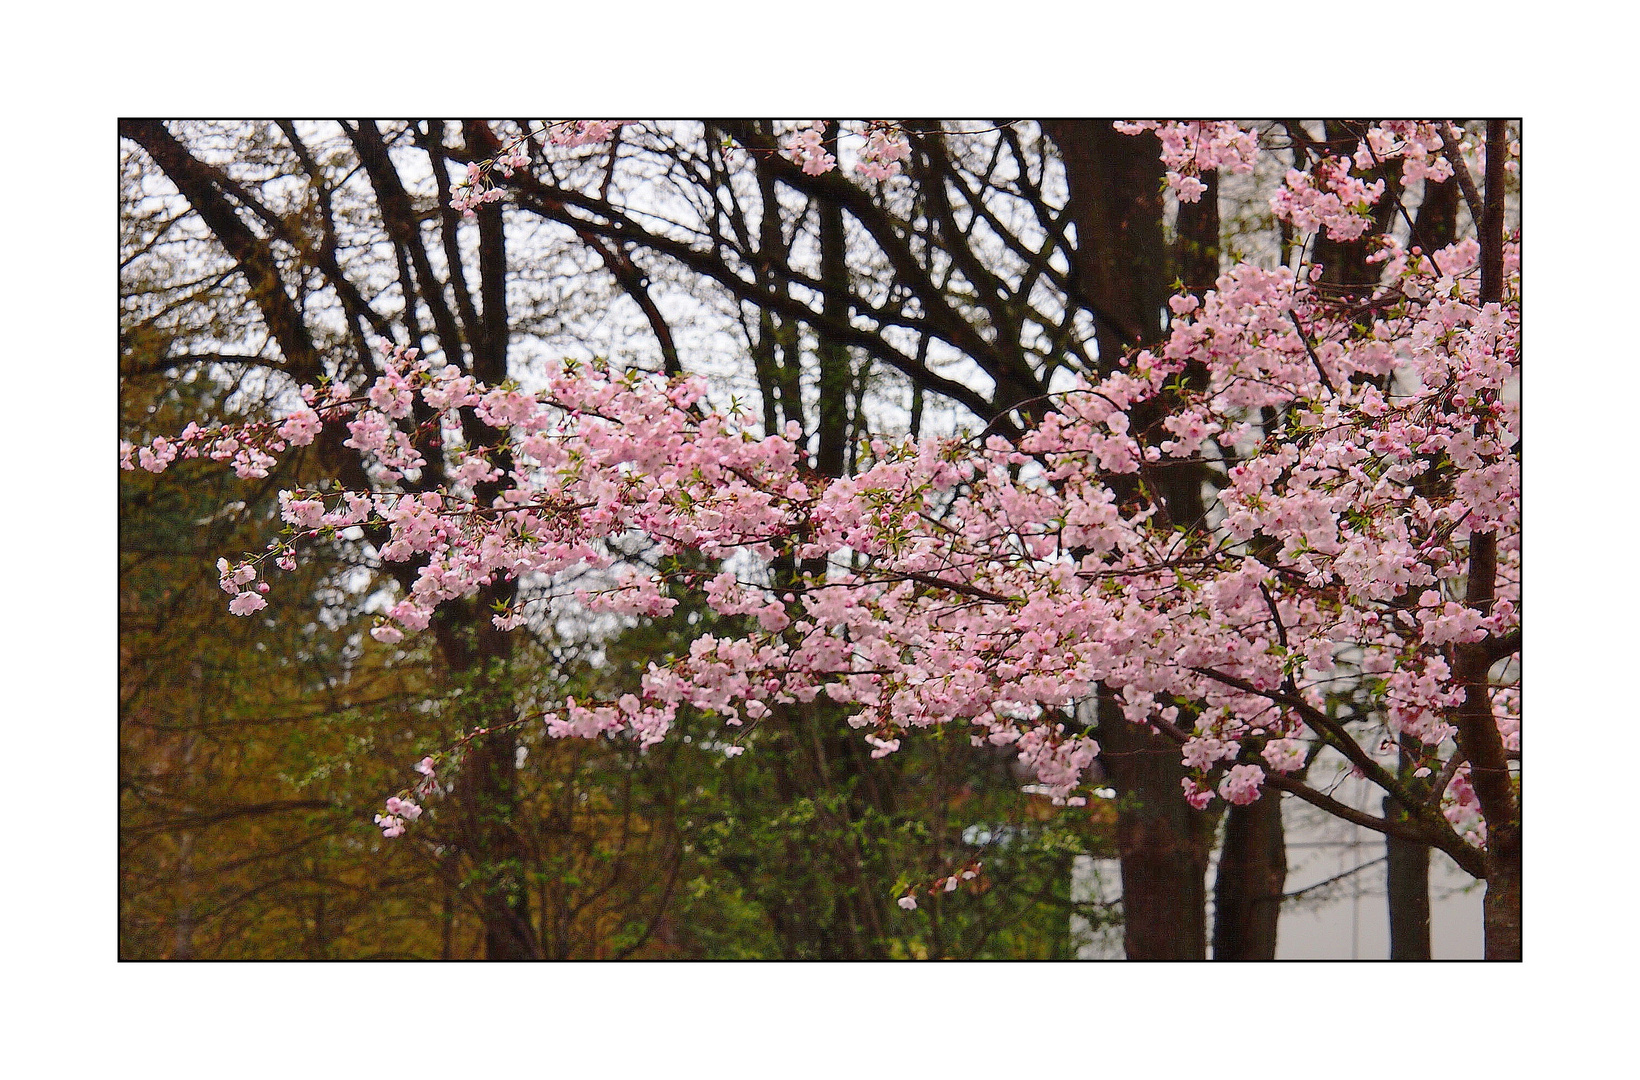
[1270,156,1388,242]
[119,399,323,481]
[780,121,911,180]
[781,121,836,176]
[126,122,1519,863]
[449,160,511,216]
[1352,121,1454,183]
[1115,120,1258,202]
[856,122,912,180]
[217,558,270,616]
[374,795,422,838]
[546,120,627,148]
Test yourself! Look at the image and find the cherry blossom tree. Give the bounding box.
[124,119,1521,958]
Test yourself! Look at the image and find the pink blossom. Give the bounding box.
[782,121,836,176]
[856,123,911,180]
[228,593,268,616]
[1181,778,1215,810]
[1217,764,1266,806]
[1260,739,1306,774]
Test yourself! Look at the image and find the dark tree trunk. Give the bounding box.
[1473,120,1521,961]
[1370,167,1463,960]
[1212,792,1286,960]
[434,595,540,961]
[1412,163,1462,257]
[1483,845,1522,960]
[1045,120,1223,960]
[1042,121,1169,362]
[814,122,852,481]
[1174,170,1221,294]
[1100,696,1215,960]
[1177,165,1292,961]
[1385,836,1432,959]
[1384,772,1432,960]
[741,126,896,960]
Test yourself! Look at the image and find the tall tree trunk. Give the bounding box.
[1212,792,1286,959]
[1384,785,1431,959]
[424,125,541,959]
[1100,695,1214,960]
[1483,845,1521,960]
[1174,166,1293,959]
[1045,120,1220,959]
[435,597,540,960]
[744,124,807,436]
[1379,169,1464,960]
[1412,161,1462,259]
[1472,119,1521,960]
[814,122,852,481]
[744,127,895,959]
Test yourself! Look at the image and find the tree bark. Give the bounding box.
[1471,119,1521,960]
[1383,786,1431,960]
[432,597,540,960]
[1045,121,1225,960]
[814,122,852,481]
[1213,793,1286,960]
[1482,844,1522,960]
[1100,696,1214,960]
[1042,121,1168,363]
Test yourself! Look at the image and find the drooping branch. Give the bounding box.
[1188,665,1462,853]
[1146,708,1480,874]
